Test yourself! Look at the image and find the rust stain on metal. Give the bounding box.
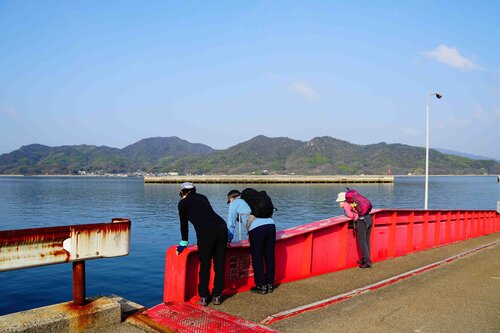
[0,218,131,272]
[46,249,68,256]
[0,227,69,246]
[0,218,131,246]
[72,261,86,306]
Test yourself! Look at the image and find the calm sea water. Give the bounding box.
[0,176,498,315]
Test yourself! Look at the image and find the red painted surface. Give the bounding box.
[143,302,281,333]
[163,209,500,303]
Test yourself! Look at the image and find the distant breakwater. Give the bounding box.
[144,175,394,184]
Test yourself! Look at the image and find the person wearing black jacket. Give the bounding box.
[176,182,228,306]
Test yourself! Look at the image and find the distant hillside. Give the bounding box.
[0,136,499,175]
[195,136,304,174]
[436,148,499,162]
[121,136,214,173]
[0,144,127,174]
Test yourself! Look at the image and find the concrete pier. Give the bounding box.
[157,234,499,333]
[0,296,150,333]
[1,234,497,332]
[144,175,394,184]
[105,234,500,332]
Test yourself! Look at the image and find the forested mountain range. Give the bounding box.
[0,136,498,175]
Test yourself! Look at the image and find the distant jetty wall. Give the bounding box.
[144,175,394,184]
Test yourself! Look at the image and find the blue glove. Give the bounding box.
[176,245,186,255]
[176,240,188,255]
[227,230,234,243]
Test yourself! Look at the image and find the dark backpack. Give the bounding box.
[345,188,373,216]
[241,188,275,218]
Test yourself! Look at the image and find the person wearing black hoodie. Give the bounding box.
[176,182,228,306]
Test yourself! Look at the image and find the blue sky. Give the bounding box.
[1,1,499,159]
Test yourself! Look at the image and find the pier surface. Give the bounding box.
[232,233,500,333]
[3,233,497,332]
[144,175,394,184]
[98,233,499,332]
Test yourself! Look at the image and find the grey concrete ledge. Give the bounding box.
[0,296,122,333]
[145,175,394,184]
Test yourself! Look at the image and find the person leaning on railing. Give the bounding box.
[336,191,373,268]
[226,189,276,294]
[176,182,228,306]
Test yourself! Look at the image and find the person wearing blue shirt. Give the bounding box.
[226,189,276,294]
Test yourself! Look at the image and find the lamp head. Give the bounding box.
[435,93,442,99]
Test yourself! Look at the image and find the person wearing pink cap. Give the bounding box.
[336,191,373,268]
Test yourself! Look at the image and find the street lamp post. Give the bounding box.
[425,92,443,210]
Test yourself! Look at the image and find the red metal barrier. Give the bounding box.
[163,209,500,302]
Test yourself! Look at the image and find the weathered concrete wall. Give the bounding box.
[145,175,394,184]
[0,296,121,333]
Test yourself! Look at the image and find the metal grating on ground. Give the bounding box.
[138,302,281,333]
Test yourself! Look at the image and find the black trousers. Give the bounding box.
[355,214,372,264]
[197,223,227,297]
[249,224,276,287]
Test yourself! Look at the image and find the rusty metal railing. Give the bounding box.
[0,218,131,306]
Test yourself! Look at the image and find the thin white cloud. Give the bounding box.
[0,106,18,120]
[400,128,418,137]
[439,115,471,130]
[266,72,277,80]
[422,44,480,71]
[493,107,500,120]
[288,81,319,101]
[438,106,498,131]
[474,107,489,122]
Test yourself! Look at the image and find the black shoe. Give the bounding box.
[197,297,209,306]
[212,296,222,305]
[266,284,274,293]
[359,262,372,268]
[251,285,268,294]
[357,260,363,265]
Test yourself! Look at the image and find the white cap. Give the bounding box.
[335,192,346,202]
[180,182,194,190]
